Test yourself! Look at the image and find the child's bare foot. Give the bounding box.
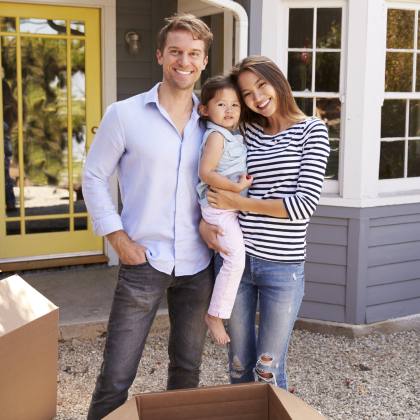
[205,314,230,345]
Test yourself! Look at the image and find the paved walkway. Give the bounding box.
[2,264,170,339]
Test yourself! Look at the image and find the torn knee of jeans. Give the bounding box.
[230,355,245,379]
[254,354,277,385]
[255,367,273,379]
[258,353,273,367]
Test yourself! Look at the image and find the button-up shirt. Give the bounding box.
[82,83,212,275]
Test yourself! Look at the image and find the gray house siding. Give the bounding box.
[301,216,348,322]
[301,204,420,325]
[116,0,177,101]
[366,208,420,323]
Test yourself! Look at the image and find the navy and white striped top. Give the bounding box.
[238,117,330,262]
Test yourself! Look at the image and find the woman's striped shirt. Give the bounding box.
[238,117,330,262]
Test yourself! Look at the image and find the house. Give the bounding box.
[1,0,419,327]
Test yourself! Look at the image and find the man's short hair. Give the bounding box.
[157,13,213,55]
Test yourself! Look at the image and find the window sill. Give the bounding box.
[320,191,420,208]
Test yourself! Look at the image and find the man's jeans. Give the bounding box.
[225,255,304,390]
[87,261,213,420]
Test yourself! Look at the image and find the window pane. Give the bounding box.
[407,140,420,177]
[409,100,420,137]
[2,36,19,217]
[387,9,414,49]
[381,100,406,137]
[316,98,341,138]
[6,221,20,235]
[416,54,420,92]
[316,8,342,48]
[72,39,87,213]
[408,140,420,177]
[21,37,69,216]
[325,140,339,180]
[20,18,66,35]
[315,52,340,92]
[74,217,87,231]
[379,141,404,179]
[288,52,312,91]
[0,17,16,32]
[295,97,313,116]
[385,52,412,92]
[26,218,69,234]
[418,14,420,48]
[289,9,313,48]
[70,20,85,35]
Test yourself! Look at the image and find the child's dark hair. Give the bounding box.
[199,75,241,121]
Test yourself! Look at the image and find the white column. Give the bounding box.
[260,0,284,65]
[341,0,386,202]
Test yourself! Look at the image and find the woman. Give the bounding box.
[201,56,330,389]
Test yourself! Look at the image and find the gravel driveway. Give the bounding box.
[57,329,419,419]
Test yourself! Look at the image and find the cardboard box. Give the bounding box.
[104,383,325,420]
[0,274,59,420]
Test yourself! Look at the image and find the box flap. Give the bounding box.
[104,396,140,419]
[0,275,58,336]
[268,386,325,420]
[139,383,267,420]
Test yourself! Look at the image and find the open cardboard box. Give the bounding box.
[105,382,325,420]
[0,274,59,420]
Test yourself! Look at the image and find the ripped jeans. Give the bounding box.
[223,254,304,390]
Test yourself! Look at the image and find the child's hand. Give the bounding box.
[236,174,253,192]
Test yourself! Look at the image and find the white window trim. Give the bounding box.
[0,0,119,263]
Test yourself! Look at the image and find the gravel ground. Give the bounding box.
[56,329,420,419]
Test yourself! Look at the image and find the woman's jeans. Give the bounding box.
[87,262,213,420]
[225,254,304,390]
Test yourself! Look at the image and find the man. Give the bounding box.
[82,14,214,419]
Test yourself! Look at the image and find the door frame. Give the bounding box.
[0,0,119,265]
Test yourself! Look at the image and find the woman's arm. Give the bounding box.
[207,120,330,219]
[207,189,289,218]
[200,131,250,193]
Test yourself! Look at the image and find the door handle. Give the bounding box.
[91,126,98,134]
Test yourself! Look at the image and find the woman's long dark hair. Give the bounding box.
[230,55,305,127]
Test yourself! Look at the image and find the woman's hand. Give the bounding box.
[199,219,229,254]
[207,188,242,210]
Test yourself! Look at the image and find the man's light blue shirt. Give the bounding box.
[82,83,212,276]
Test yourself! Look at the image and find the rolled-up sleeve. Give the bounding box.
[82,103,125,236]
[283,121,330,221]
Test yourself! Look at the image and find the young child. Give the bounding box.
[197,75,252,345]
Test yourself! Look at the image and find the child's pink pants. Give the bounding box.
[201,206,245,319]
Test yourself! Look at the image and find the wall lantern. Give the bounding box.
[125,30,141,56]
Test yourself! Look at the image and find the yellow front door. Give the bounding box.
[0,3,102,262]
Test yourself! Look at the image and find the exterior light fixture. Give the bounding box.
[125,30,140,56]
